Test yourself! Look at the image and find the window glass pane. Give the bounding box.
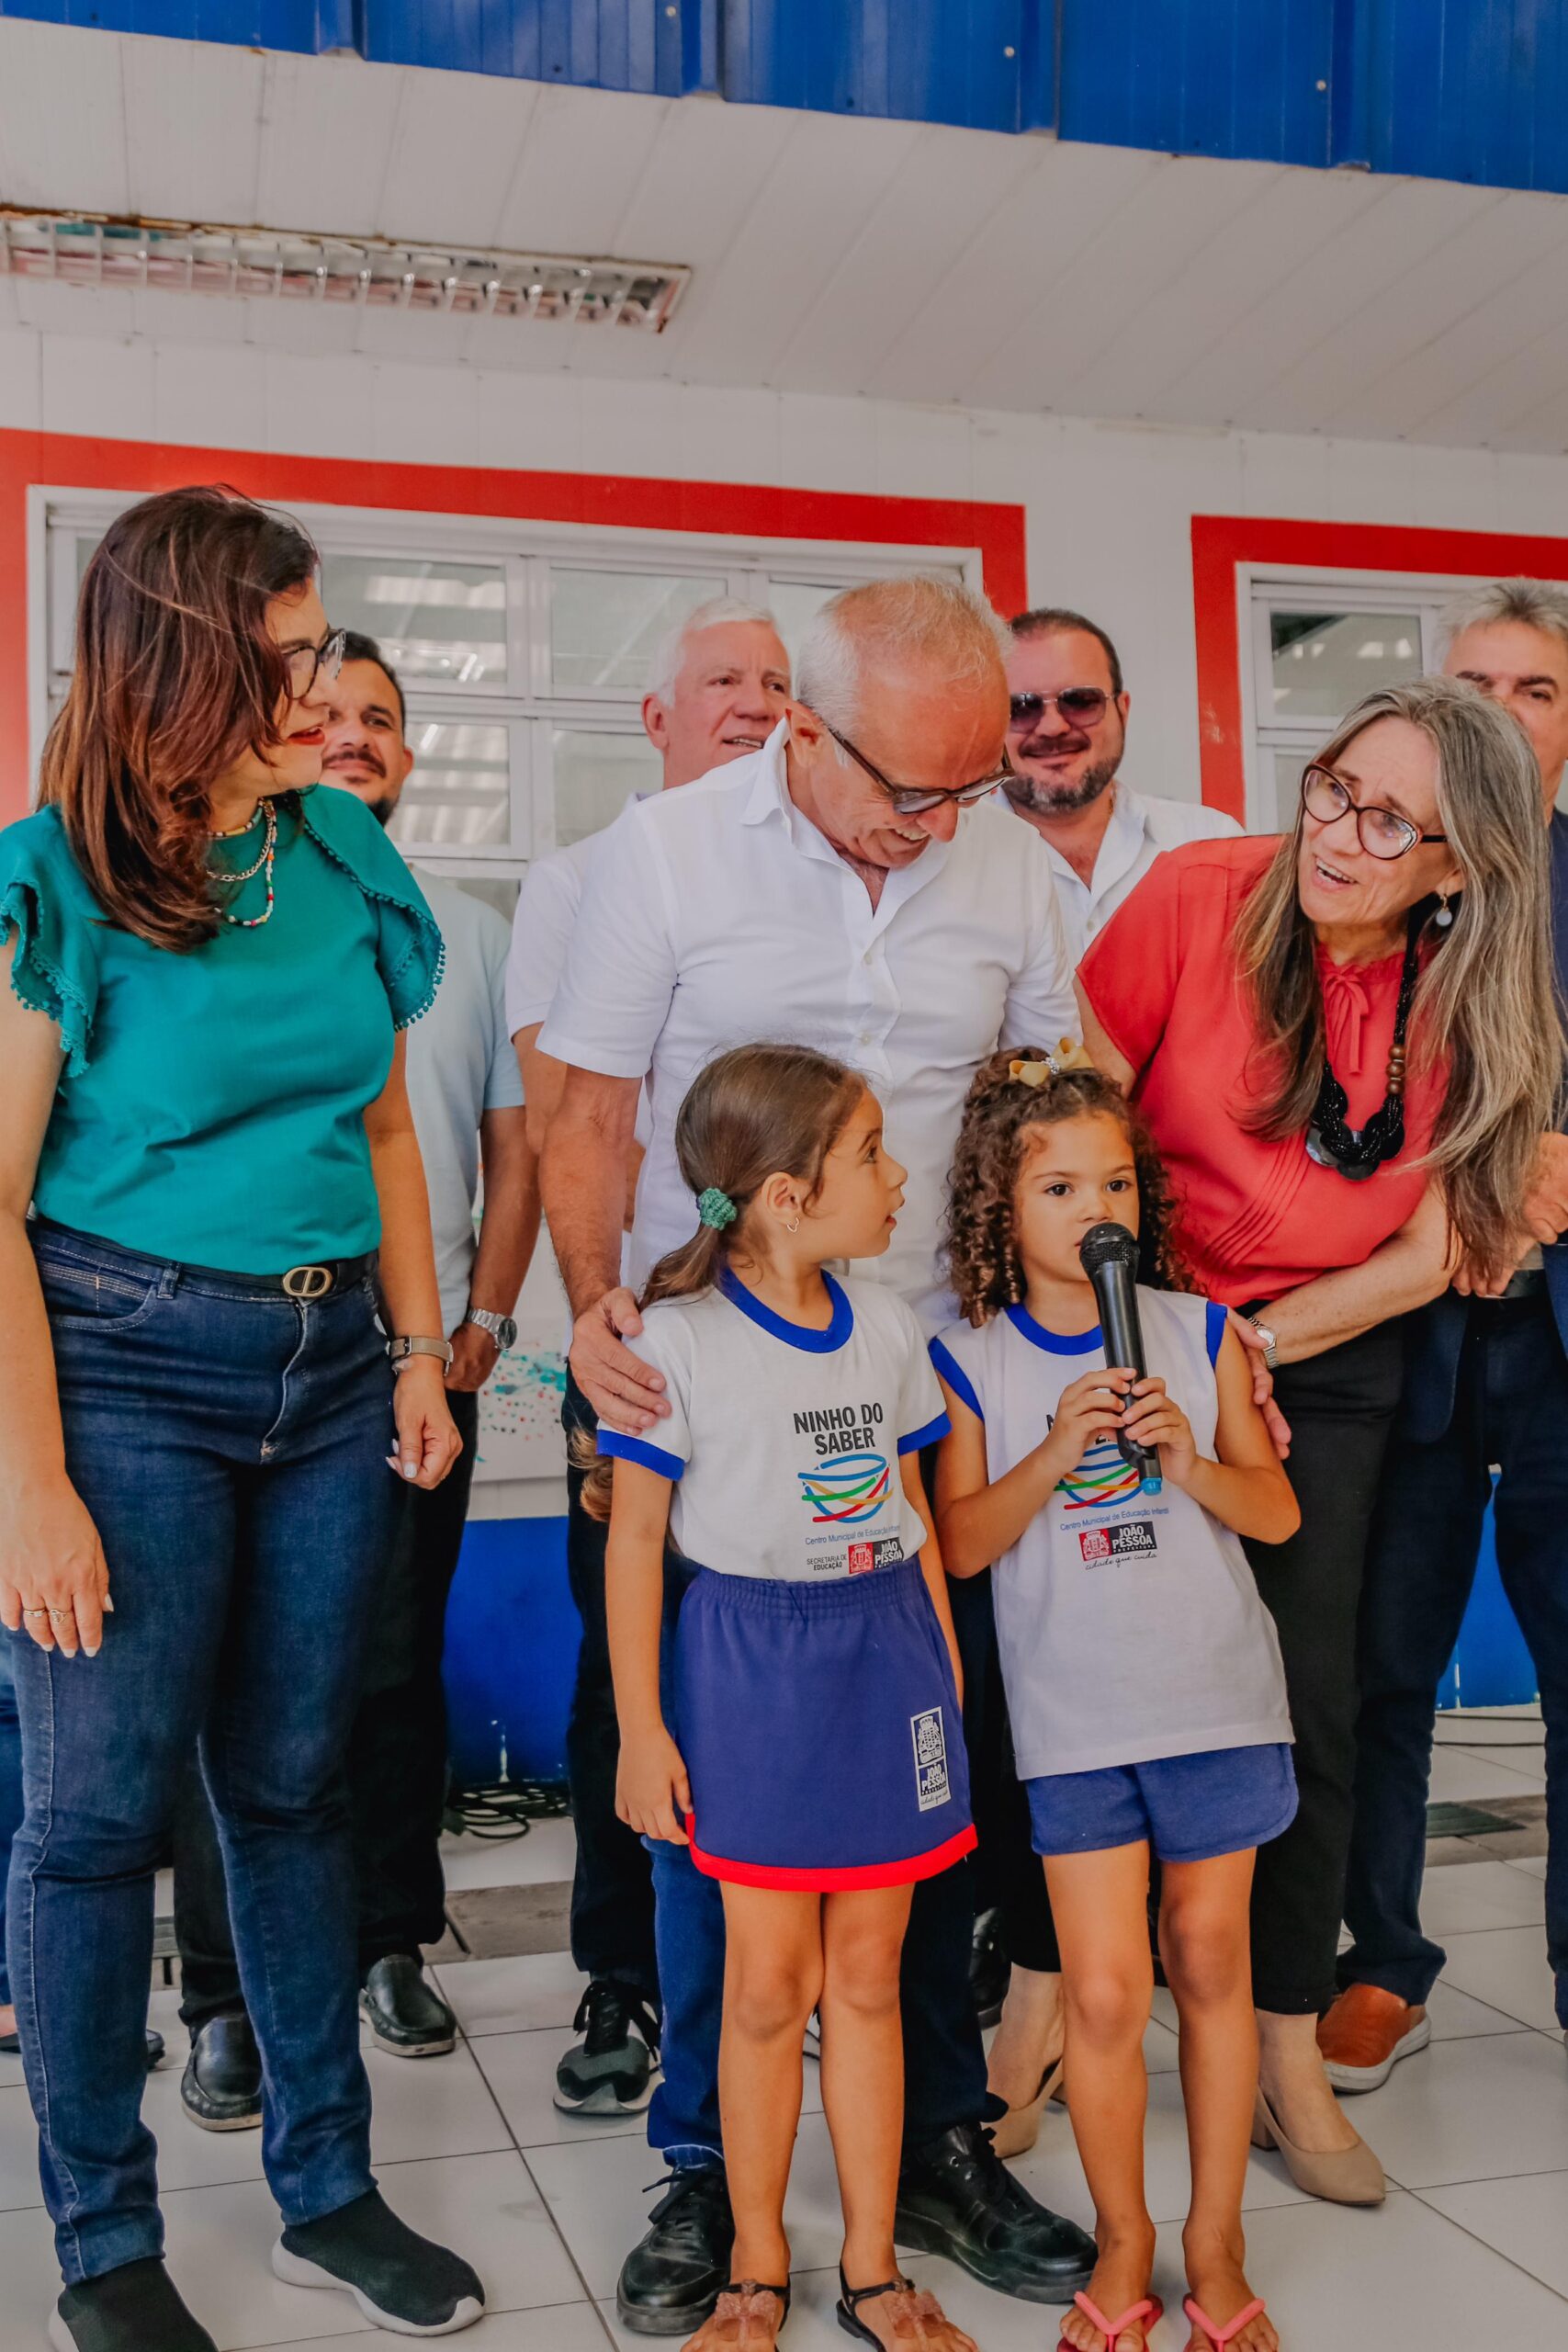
[389,720,512,853]
[431,872,519,922]
[321,556,507,684]
[551,570,725,691]
[1269,751,1309,834]
[1269,610,1422,720]
[766,580,842,664]
[551,729,662,847]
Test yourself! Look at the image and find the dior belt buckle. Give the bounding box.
[282,1262,335,1300]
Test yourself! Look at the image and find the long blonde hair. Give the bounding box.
[575,1042,865,1520]
[1234,677,1561,1276]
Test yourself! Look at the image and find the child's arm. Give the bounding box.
[604,1459,692,1845]
[1120,1325,1301,1545]
[933,1363,1137,1577]
[900,1453,964,1704]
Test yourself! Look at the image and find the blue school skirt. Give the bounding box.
[671,1559,976,1891]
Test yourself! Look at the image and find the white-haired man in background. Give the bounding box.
[539,577,1097,2339]
[505,599,792,2125]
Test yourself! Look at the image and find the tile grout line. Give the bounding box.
[455,2020,621,2346]
[1404,2179,1568,2309]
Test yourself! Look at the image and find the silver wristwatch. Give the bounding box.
[1247,1316,1280,1371]
[464,1306,517,1352]
[387,1334,455,1371]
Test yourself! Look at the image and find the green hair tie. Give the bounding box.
[696,1186,738,1231]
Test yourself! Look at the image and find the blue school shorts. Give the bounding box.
[1025,1742,1298,1865]
[671,1558,976,1891]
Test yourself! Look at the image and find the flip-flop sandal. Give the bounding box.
[694,2279,791,2346]
[1057,2291,1164,2351]
[1183,2292,1267,2349]
[837,2268,964,2345]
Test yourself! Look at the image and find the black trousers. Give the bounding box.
[951,1567,1060,1973]
[173,1388,479,2028]
[1243,1322,1404,2016]
[562,1372,659,1998]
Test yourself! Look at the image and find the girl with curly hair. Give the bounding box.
[931,1051,1300,2352]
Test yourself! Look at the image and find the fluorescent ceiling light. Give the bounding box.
[0,209,688,332]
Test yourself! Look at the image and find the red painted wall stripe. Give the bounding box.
[0,428,1028,825]
[1192,513,1568,821]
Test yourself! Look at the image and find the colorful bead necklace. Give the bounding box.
[208,798,277,928]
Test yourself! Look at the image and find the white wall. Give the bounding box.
[8,307,1568,806]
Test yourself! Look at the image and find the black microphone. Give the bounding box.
[1078,1221,1162,1494]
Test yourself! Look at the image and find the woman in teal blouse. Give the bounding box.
[0,489,485,2351]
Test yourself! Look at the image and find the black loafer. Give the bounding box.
[554,1978,661,2114]
[181,2015,263,2132]
[51,2256,217,2351]
[274,2188,484,2335]
[895,2121,1097,2303]
[359,1955,457,2059]
[615,2166,735,2336]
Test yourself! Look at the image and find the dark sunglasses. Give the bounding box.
[1302,764,1448,863]
[1008,687,1111,731]
[815,715,1009,818]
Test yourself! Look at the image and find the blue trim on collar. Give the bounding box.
[1005,1303,1103,1356]
[597,1429,685,1482]
[718,1264,855,1353]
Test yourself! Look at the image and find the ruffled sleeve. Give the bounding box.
[0,808,103,1076]
[295,786,446,1031]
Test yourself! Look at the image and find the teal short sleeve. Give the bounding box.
[297,786,445,1031]
[0,808,103,1075]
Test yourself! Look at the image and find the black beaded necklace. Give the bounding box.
[1303,910,1424,1182]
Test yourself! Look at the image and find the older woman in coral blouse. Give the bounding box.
[1074,679,1557,2207]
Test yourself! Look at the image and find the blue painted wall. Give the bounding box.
[7,2,1568,198]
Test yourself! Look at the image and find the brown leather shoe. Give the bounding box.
[1317,1983,1430,2092]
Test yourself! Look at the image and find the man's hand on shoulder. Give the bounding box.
[570,1286,670,1430]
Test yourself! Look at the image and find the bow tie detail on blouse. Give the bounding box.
[1314,944,1404,1079]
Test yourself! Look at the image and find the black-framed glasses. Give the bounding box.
[816,715,1009,818]
[1302,763,1448,862]
[284,628,347,702]
[1009,687,1111,731]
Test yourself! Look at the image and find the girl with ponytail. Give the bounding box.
[592,1041,977,2352]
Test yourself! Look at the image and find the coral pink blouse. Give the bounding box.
[1077,836,1443,1308]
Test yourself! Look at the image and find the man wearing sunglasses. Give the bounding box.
[1002,607,1239,964]
[1325,577,1568,2095]
[540,577,1095,2334]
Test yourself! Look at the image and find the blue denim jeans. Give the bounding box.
[1341,1294,1568,2025]
[0,1641,20,2009]
[6,1224,401,2282]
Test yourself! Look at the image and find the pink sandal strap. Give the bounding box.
[1073,2292,1163,2348]
[1183,2293,1266,2348]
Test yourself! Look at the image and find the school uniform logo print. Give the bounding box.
[1055,1437,1145,1512]
[796,1452,891,1523]
[911,1709,950,1812]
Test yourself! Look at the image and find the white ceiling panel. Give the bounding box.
[0,20,129,215]
[768,122,1042,396]
[254,52,406,239]
[121,36,263,225]
[8,22,1568,455]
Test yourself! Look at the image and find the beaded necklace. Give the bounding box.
[207,799,277,929]
[1303,912,1423,1182]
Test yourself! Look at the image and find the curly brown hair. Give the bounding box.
[944,1050,1189,1324]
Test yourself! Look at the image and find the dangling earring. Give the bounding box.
[785,1216,801,1234]
[1434,890,1454,930]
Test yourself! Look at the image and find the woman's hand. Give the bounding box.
[1120,1375,1198,1485]
[1040,1365,1135,1476]
[388,1361,464,1489]
[615,1724,692,1845]
[0,1473,110,1658]
[1228,1310,1292,1459]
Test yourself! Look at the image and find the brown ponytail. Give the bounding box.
[576,1042,866,1518]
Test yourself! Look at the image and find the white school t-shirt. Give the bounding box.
[597,1269,950,1581]
[931,1289,1291,1778]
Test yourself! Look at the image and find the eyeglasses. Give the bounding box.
[816,715,1009,817]
[284,628,347,702]
[1301,763,1449,862]
[1008,687,1111,731]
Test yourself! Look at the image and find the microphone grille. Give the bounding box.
[1078,1221,1138,1275]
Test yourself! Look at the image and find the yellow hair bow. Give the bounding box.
[1009,1037,1093,1089]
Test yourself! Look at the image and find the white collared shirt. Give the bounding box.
[1022,782,1241,966]
[539,723,1077,1329]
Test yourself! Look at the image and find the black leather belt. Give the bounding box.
[30,1218,376,1299]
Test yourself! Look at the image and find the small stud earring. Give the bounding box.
[1434,890,1454,930]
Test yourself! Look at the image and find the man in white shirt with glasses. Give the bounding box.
[539,576,1097,2338]
[1002,605,1239,965]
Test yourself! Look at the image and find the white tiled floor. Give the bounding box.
[2,1767,1563,2349]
